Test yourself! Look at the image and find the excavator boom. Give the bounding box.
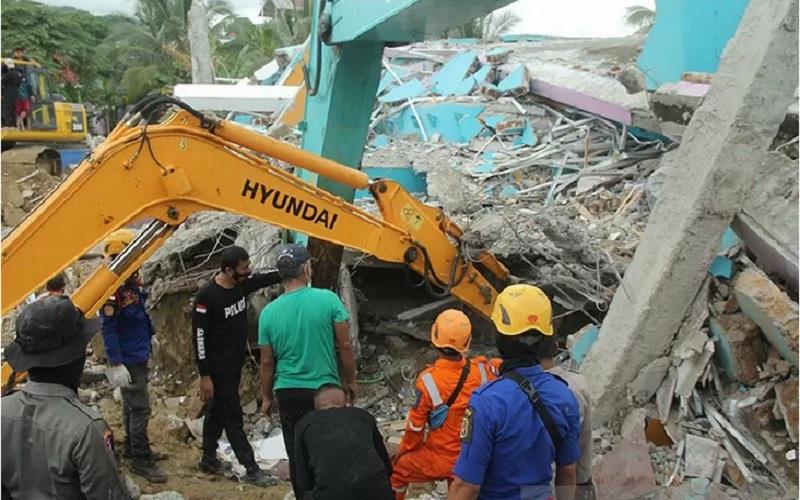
[1,99,509,320]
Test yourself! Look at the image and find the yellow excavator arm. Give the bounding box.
[1,97,509,320]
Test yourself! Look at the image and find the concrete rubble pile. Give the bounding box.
[362,39,671,315]
[584,236,799,499]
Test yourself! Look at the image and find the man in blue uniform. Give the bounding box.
[100,229,167,483]
[449,284,580,500]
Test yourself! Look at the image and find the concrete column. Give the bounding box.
[583,0,798,424]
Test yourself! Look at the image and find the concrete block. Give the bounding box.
[378,78,428,103]
[496,64,530,96]
[774,378,798,442]
[733,151,799,290]
[593,430,657,500]
[709,313,765,385]
[733,267,798,366]
[684,434,721,479]
[583,0,799,424]
[485,47,510,64]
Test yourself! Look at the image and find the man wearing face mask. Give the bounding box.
[2,295,129,499]
[258,243,357,499]
[100,229,167,483]
[192,245,281,486]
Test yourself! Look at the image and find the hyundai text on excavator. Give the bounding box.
[1,96,510,351]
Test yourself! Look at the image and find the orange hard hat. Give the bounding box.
[431,309,472,353]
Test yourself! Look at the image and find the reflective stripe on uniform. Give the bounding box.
[478,362,488,385]
[408,422,424,432]
[420,373,443,406]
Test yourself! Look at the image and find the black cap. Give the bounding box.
[276,243,311,279]
[6,295,100,372]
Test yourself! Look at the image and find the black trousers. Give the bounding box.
[202,370,257,471]
[277,388,316,498]
[121,363,152,460]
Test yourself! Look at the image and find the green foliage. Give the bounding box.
[1,0,112,103]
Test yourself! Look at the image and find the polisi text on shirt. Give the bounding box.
[241,179,339,230]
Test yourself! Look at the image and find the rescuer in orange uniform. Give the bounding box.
[390,309,496,499]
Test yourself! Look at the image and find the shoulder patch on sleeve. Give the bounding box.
[412,389,422,409]
[460,406,474,443]
[195,304,207,314]
[103,426,115,454]
[102,304,116,317]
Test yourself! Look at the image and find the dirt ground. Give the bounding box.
[98,398,291,500]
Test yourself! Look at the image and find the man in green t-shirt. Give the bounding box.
[258,243,357,498]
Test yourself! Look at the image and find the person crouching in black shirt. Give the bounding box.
[294,385,394,500]
[192,245,280,487]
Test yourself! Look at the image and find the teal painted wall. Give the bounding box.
[637,0,750,89]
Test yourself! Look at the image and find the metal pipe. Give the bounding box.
[108,221,170,274]
[212,119,370,189]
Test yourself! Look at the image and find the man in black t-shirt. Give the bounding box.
[295,385,393,500]
[192,245,280,486]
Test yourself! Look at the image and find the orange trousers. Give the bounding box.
[391,447,455,500]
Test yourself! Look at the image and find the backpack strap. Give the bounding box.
[445,357,472,407]
[504,370,563,452]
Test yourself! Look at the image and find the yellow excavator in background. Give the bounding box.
[1,59,89,173]
[1,95,510,388]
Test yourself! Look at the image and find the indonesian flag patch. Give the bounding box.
[195,304,207,314]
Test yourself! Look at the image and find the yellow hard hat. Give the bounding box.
[103,229,136,258]
[431,309,472,353]
[491,284,553,336]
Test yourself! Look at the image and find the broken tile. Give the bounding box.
[513,121,537,147]
[684,434,721,478]
[733,267,799,366]
[774,378,798,442]
[709,256,734,279]
[709,313,765,385]
[645,418,674,447]
[569,325,599,364]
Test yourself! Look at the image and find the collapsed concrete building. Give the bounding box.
[1,1,798,499]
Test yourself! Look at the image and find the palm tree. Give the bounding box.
[624,5,656,31]
[101,0,233,100]
[211,17,280,78]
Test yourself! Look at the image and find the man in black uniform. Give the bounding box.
[192,245,280,487]
[294,385,394,500]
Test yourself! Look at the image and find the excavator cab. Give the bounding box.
[1,59,88,152]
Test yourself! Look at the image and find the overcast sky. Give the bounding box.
[39,0,655,38]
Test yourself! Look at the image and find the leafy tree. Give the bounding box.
[624,5,656,31]
[1,0,111,103]
[211,17,279,78]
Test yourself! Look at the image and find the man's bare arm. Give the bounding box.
[555,463,577,500]
[448,477,481,500]
[334,321,357,399]
[259,345,276,414]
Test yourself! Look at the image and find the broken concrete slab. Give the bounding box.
[433,50,478,96]
[628,356,671,405]
[774,378,798,442]
[378,78,428,103]
[733,267,799,366]
[709,313,765,385]
[733,151,799,290]
[593,429,657,499]
[685,434,721,479]
[583,0,799,424]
